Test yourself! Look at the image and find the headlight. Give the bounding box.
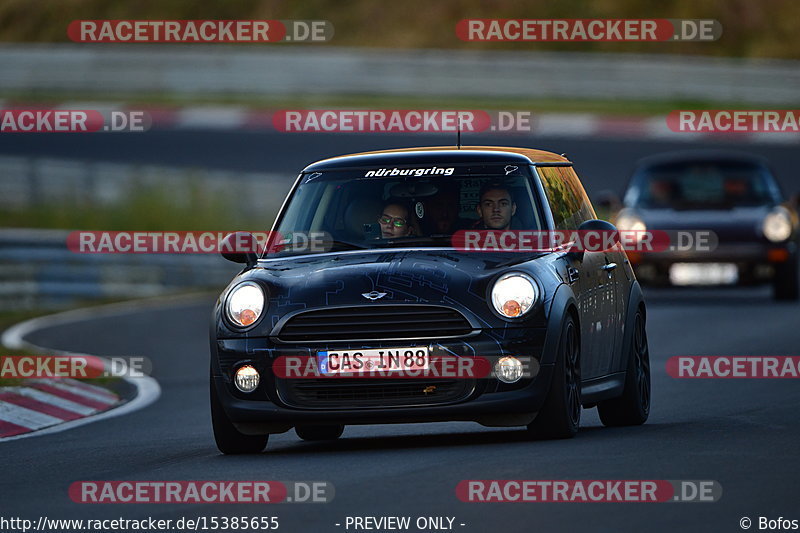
[226,282,265,327]
[763,207,793,242]
[491,273,538,318]
[615,209,647,238]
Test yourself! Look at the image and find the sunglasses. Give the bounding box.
[378,215,408,228]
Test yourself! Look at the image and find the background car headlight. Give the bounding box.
[763,207,793,242]
[615,209,647,239]
[226,282,265,327]
[491,273,538,318]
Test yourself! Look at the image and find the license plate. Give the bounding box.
[669,263,738,286]
[317,347,430,375]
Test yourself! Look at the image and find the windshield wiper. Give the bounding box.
[265,238,366,255]
[381,235,453,247]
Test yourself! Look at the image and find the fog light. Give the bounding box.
[495,356,523,384]
[234,365,260,393]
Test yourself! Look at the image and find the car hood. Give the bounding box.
[635,206,770,240]
[219,249,552,337]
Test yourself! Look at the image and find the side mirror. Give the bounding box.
[220,231,260,267]
[567,219,620,261]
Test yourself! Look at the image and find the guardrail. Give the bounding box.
[1,44,799,104]
[0,155,288,212]
[0,229,240,311]
[0,155,293,311]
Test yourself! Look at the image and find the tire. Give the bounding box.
[598,309,651,427]
[773,260,799,301]
[296,424,345,441]
[210,378,269,454]
[526,314,581,439]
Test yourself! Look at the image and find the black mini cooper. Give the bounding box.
[210,146,650,454]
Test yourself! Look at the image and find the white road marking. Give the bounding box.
[7,387,97,416]
[33,380,118,405]
[0,401,63,429]
[0,296,177,441]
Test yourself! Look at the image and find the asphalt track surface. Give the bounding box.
[2,130,800,532]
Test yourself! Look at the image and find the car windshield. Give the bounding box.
[270,163,544,255]
[627,161,778,209]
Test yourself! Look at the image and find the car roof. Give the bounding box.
[302,146,571,172]
[635,149,770,169]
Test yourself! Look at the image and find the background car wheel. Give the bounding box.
[526,314,581,439]
[210,378,269,454]
[773,260,799,301]
[598,309,651,427]
[296,424,345,441]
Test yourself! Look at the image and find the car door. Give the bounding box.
[563,166,620,376]
[537,165,612,379]
[606,246,630,373]
[597,248,622,374]
[565,245,604,379]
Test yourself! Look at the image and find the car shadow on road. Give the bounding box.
[218,422,682,456]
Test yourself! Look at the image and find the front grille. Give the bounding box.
[277,378,474,408]
[275,305,473,342]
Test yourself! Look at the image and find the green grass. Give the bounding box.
[0,310,59,387]
[0,182,271,231]
[0,0,799,59]
[0,89,783,117]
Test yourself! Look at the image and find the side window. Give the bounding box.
[537,166,596,230]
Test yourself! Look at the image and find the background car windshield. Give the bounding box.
[273,165,543,254]
[628,162,777,209]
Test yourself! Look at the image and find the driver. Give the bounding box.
[476,182,516,230]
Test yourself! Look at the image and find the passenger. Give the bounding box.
[378,202,415,239]
[723,178,749,202]
[476,182,516,230]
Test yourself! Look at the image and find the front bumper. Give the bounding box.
[211,329,553,433]
[629,241,797,284]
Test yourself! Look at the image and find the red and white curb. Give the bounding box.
[0,379,120,437]
[1,100,798,144]
[0,297,178,442]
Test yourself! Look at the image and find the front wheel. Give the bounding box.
[773,259,799,301]
[598,309,651,426]
[526,314,581,439]
[210,378,269,454]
